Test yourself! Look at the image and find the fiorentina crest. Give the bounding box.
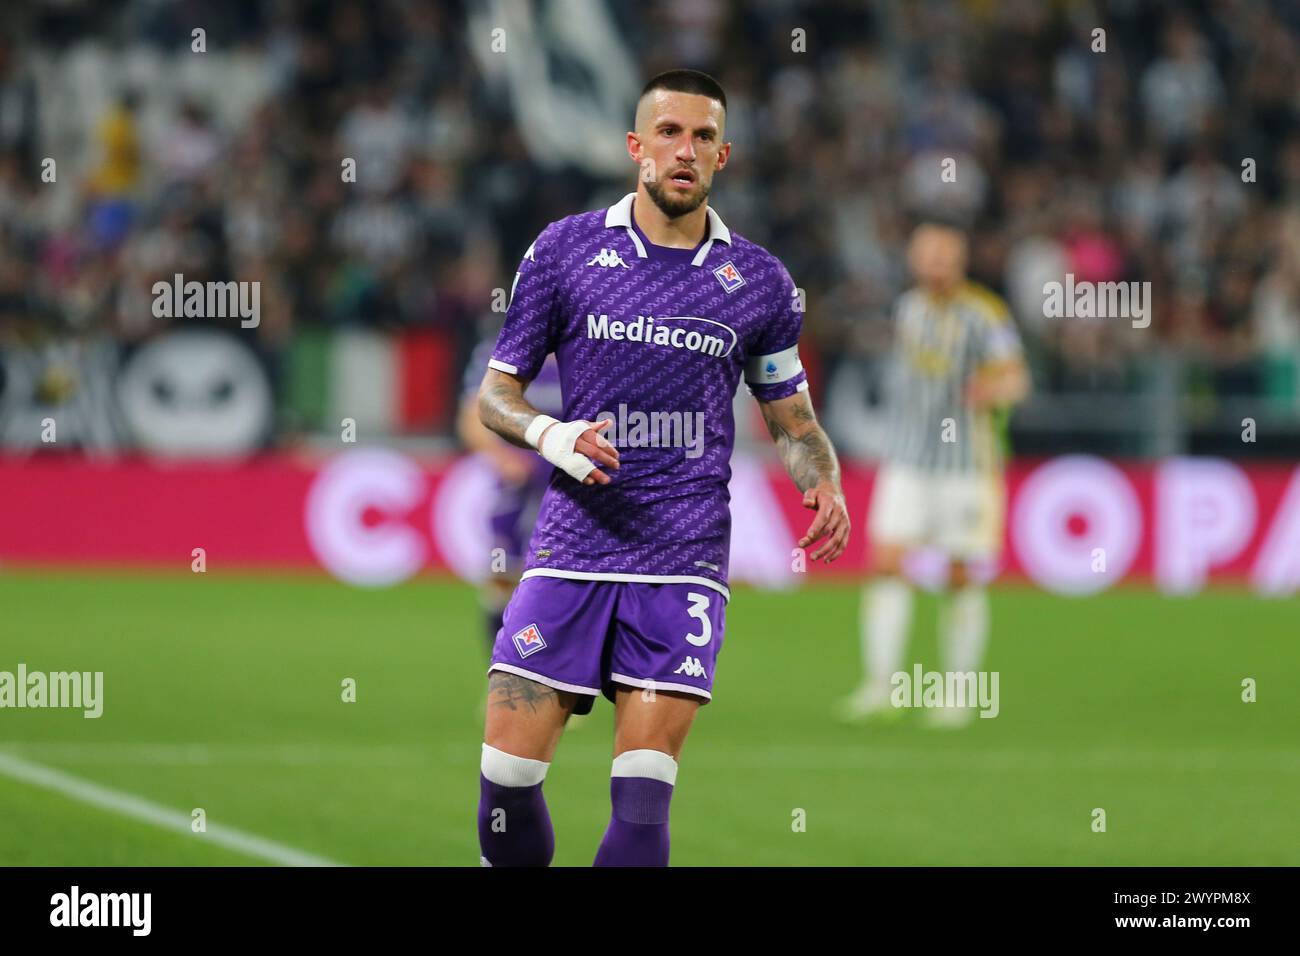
[512,623,548,658]
[713,260,745,293]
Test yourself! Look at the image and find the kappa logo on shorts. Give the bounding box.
[672,656,708,678]
[512,623,548,658]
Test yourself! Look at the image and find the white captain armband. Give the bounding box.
[744,344,804,385]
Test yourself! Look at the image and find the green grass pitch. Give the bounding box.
[0,570,1295,866]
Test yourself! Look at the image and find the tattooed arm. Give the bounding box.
[757,390,851,562]
[477,368,620,485]
[477,368,544,449]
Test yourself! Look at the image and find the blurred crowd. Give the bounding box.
[1,0,1299,451]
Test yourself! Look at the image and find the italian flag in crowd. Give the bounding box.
[285,328,456,435]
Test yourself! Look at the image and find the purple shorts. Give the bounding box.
[488,576,728,715]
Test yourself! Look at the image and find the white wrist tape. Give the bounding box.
[524,414,559,449]
[529,416,598,483]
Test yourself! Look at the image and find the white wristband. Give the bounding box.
[524,414,560,449]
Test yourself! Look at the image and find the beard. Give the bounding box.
[643,174,710,218]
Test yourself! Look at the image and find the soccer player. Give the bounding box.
[456,339,562,657]
[473,69,849,867]
[840,222,1030,726]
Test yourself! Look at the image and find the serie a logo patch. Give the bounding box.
[512,623,547,658]
[713,261,745,294]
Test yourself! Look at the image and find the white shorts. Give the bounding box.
[867,462,1006,560]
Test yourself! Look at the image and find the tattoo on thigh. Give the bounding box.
[489,672,559,713]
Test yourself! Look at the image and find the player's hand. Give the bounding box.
[798,482,850,563]
[965,360,1029,410]
[539,419,620,485]
[964,373,997,409]
[572,419,621,485]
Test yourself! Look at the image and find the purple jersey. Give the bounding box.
[490,192,808,599]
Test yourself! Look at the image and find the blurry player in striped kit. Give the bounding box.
[457,339,564,655]
[841,222,1030,726]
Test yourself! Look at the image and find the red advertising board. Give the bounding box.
[2,452,1297,596]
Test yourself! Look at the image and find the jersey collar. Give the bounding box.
[604,191,731,267]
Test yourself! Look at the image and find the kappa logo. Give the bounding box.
[512,623,548,658]
[672,656,708,678]
[713,260,745,293]
[587,248,630,269]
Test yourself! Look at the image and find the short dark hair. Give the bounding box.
[640,69,727,112]
[910,213,971,235]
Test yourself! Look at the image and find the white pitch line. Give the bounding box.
[0,749,344,867]
[0,741,420,767]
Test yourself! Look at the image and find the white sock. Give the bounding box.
[941,585,989,677]
[611,749,679,785]
[481,743,550,787]
[862,576,913,697]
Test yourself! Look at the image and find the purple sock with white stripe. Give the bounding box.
[593,749,677,867]
[478,745,554,867]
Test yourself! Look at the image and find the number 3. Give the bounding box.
[685,592,711,646]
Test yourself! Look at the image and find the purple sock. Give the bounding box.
[478,773,554,866]
[593,776,674,867]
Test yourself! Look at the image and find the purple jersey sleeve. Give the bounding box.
[744,260,808,401]
[465,337,565,418]
[491,222,565,382]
